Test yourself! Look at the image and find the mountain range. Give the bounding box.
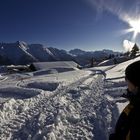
[0,41,121,66]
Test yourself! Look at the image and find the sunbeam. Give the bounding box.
[123,17,140,41]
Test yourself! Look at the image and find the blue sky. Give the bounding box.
[0,0,140,52]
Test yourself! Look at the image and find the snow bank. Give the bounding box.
[106,56,140,80]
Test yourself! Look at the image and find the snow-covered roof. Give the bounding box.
[30,61,79,71]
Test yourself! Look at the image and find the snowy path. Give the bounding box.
[0,72,113,140]
[0,69,129,140]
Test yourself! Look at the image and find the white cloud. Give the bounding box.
[87,0,140,22]
[123,40,134,52]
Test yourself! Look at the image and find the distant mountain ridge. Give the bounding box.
[69,48,121,65]
[0,41,37,65]
[0,41,121,66]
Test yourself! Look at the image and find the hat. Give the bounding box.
[125,60,140,87]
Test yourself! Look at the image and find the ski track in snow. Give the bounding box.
[0,70,128,140]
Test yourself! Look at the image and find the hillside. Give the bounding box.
[0,41,37,65]
[0,55,140,139]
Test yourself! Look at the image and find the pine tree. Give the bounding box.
[130,43,139,58]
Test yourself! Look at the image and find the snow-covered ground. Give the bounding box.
[0,57,140,140]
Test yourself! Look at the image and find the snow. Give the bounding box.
[0,57,140,139]
[31,61,78,71]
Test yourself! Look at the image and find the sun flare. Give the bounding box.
[124,18,140,40]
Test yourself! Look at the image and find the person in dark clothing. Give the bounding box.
[109,60,140,140]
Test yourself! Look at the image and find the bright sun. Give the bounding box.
[124,19,140,40]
